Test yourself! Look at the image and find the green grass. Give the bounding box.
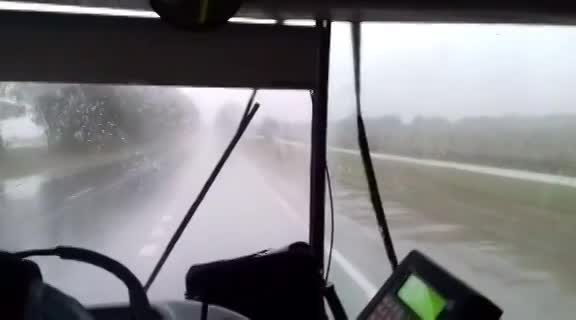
[244,140,576,293]
[330,151,576,291]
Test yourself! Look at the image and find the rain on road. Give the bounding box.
[1,136,574,319]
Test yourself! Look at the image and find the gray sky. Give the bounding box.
[331,22,576,121]
[186,22,576,123]
[182,88,312,124]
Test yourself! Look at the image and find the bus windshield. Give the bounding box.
[0,84,312,304]
[1,21,575,320]
[325,22,576,319]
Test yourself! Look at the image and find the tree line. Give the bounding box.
[258,114,576,177]
[334,114,576,176]
[0,82,199,153]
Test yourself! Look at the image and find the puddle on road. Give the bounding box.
[0,173,54,251]
[1,174,48,200]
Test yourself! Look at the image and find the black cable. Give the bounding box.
[324,282,348,320]
[324,164,335,282]
[144,90,260,291]
[351,22,399,270]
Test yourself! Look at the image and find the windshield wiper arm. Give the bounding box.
[144,90,260,291]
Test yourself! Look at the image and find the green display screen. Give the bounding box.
[397,275,447,320]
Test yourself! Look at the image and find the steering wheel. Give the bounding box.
[10,246,152,320]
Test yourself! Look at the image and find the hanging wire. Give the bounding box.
[324,164,335,281]
[351,22,398,270]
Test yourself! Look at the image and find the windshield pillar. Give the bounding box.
[309,19,331,274]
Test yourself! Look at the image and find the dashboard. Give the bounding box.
[89,301,248,320]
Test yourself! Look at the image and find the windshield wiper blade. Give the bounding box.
[144,90,260,291]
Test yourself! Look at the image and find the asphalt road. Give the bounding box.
[1,136,574,319]
[0,136,309,307]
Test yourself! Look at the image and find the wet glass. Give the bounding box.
[0,83,311,304]
[326,22,576,319]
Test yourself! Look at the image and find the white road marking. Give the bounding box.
[141,215,173,256]
[138,244,159,257]
[331,250,378,298]
[249,164,378,299]
[394,224,462,235]
[67,187,93,200]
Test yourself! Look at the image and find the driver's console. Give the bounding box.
[1,243,327,320]
[89,301,247,320]
[2,243,502,320]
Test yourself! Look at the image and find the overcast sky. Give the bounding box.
[183,88,312,124]
[185,22,576,123]
[332,22,576,121]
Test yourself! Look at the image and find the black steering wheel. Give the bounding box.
[13,246,153,320]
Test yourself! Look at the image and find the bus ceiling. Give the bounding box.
[1,0,576,87]
[2,0,576,24]
[0,9,320,88]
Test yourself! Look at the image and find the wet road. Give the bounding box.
[1,137,575,319]
[0,138,308,306]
